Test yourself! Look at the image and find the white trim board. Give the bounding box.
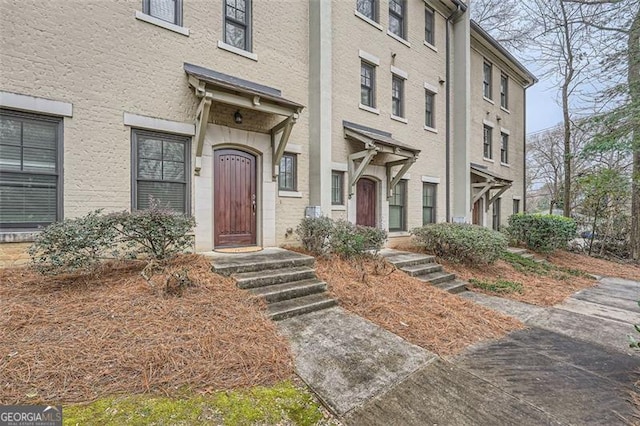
[0,91,73,117]
[123,112,195,135]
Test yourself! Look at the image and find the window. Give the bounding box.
[501,132,509,164]
[143,0,182,25]
[483,61,492,99]
[483,125,493,159]
[513,199,520,215]
[392,75,405,118]
[0,110,62,230]
[500,73,509,109]
[361,61,376,108]
[423,183,436,224]
[389,0,406,39]
[133,129,189,213]
[278,153,296,191]
[356,0,377,22]
[389,180,406,231]
[492,198,501,230]
[425,90,435,128]
[224,0,252,52]
[425,6,435,45]
[331,171,344,205]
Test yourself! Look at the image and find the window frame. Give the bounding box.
[500,132,509,164]
[131,128,191,214]
[388,179,407,232]
[513,199,520,215]
[0,109,64,231]
[331,171,344,205]
[223,0,252,53]
[492,197,501,230]
[422,183,437,225]
[278,153,297,192]
[356,0,378,23]
[143,0,183,26]
[424,6,435,46]
[361,61,377,108]
[388,0,406,40]
[392,75,405,118]
[483,125,493,159]
[500,73,509,109]
[425,90,435,128]
[483,61,493,100]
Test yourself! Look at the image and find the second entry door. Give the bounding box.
[356,178,377,228]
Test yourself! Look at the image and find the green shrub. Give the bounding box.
[411,223,507,265]
[508,213,577,253]
[296,216,334,254]
[295,217,387,258]
[468,278,523,294]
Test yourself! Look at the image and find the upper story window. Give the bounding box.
[278,153,297,191]
[0,110,62,230]
[356,0,378,22]
[392,75,405,118]
[331,171,344,205]
[389,0,406,39]
[143,0,183,25]
[361,61,376,108]
[483,124,493,159]
[483,61,493,100]
[425,6,435,46]
[425,90,435,128]
[224,0,252,52]
[500,73,509,109]
[501,132,509,164]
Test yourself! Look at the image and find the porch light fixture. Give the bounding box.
[234,110,243,124]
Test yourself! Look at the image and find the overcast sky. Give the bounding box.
[526,75,563,135]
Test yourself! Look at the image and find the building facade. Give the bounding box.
[0,0,535,265]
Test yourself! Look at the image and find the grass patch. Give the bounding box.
[468,278,523,294]
[63,382,334,426]
[501,252,590,280]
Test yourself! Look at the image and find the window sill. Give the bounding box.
[391,114,408,124]
[500,162,510,167]
[354,10,383,31]
[386,30,411,47]
[331,205,346,211]
[217,40,258,61]
[500,106,511,114]
[0,230,40,243]
[359,104,380,115]
[483,96,495,105]
[388,231,410,237]
[135,11,190,36]
[424,40,437,52]
[483,157,495,163]
[279,190,302,198]
[424,125,438,134]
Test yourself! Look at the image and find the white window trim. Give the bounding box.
[359,104,380,115]
[423,82,439,94]
[391,114,408,124]
[286,143,303,154]
[386,30,411,47]
[359,50,380,66]
[424,40,438,52]
[135,11,190,36]
[390,65,408,80]
[421,175,441,184]
[483,96,495,105]
[0,91,72,117]
[279,190,303,198]
[483,119,495,128]
[424,125,438,133]
[331,205,347,211]
[500,127,511,135]
[500,162,511,167]
[513,196,522,200]
[217,40,258,61]
[354,10,383,31]
[500,106,511,114]
[483,157,495,163]
[332,162,348,172]
[124,112,195,135]
[388,231,411,237]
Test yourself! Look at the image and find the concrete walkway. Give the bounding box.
[280,275,640,425]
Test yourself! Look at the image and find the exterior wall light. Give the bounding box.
[234,110,243,124]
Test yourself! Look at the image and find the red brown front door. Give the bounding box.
[214,149,257,247]
[356,178,376,227]
[472,199,483,225]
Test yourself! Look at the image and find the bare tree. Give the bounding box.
[470,0,534,50]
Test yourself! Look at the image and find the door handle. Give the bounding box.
[252,200,256,213]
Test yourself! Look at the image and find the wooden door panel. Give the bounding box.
[214,149,256,247]
[356,178,376,228]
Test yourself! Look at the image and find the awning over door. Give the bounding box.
[470,163,512,211]
[184,63,304,176]
[343,121,420,199]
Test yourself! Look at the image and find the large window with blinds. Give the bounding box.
[132,129,190,213]
[0,110,62,230]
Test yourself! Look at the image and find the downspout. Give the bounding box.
[445,2,466,222]
[522,78,536,212]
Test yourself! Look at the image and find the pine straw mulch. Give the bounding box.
[0,255,292,405]
[312,256,524,356]
[545,250,640,282]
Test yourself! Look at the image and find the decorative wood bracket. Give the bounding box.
[347,146,378,198]
[486,184,511,211]
[194,93,213,176]
[271,114,297,180]
[386,158,416,199]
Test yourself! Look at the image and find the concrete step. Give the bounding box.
[416,271,456,285]
[434,279,468,294]
[520,253,535,260]
[380,250,436,268]
[234,266,316,289]
[249,278,327,303]
[210,251,315,275]
[402,263,442,277]
[506,247,528,255]
[268,293,338,321]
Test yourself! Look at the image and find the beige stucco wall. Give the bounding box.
[0,0,310,250]
[329,0,452,240]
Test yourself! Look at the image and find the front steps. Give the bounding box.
[207,248,337,321]
[506,247,546,264]
[380,249,467,294]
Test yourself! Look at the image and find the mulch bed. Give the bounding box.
[546,251,640,282]
[0,255,292,405]
[313,256,523,356]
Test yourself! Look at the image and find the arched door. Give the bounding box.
[356,178,377,227]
